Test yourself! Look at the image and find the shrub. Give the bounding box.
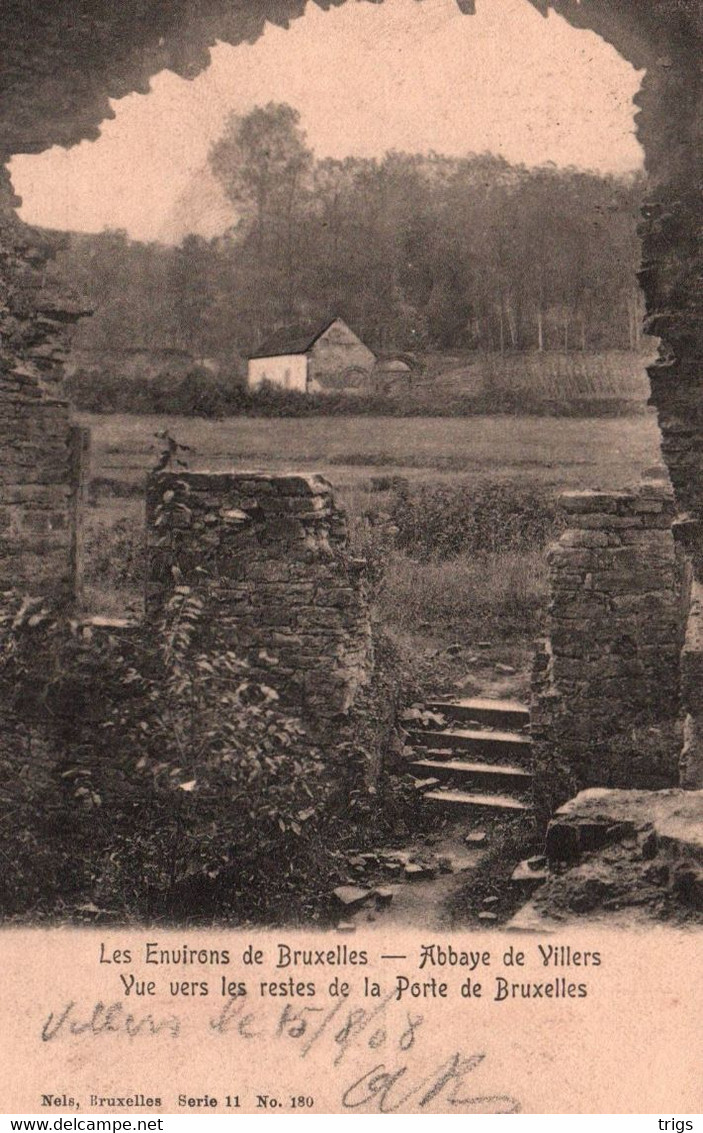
[0,588,414,923]
[67,367,237,419]
[0,593,343,921]
[389,480,564,561]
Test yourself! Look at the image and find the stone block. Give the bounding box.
[559,530,609,548]
[560,491,633,514]
[573,514,642,530]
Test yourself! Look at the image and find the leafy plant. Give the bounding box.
[153,429,194,471]
[0,587,402,922]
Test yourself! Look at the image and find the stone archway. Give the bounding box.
[0,0,701,779]
[1,0,701,544]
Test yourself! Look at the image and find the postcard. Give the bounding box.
[0,0,701,1117]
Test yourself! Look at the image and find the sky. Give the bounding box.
[9,0,645,244]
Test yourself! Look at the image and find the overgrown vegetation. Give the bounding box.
[376,551,547,643]
[0,591,423,923]
[348,478,561,645]
[389,480,564,560]
[84,513,145,597]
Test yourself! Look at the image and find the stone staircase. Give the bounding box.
[406,697,534,819]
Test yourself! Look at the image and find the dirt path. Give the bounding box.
[337,837,487,933]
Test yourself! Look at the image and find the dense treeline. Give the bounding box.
[55,102,645,366]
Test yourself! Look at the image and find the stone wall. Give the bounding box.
[680,579,703,789]
[145,470,373,718]
[531,480,686,822]
[0,172,90,607]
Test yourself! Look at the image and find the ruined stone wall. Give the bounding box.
[0,0,701,806]
[145,470,373,718]
[680,579,703,789]
[531,481,686,822]
[0,172,90,606]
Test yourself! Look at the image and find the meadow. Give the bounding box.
[80,410,664,695]
[82,410,662,490]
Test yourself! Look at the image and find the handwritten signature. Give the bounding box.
[342,1054,520,1113]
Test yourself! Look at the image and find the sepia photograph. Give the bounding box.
[0,0,701,1116]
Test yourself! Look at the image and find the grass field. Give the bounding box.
[81,410,665,696]
[81,411,663,492]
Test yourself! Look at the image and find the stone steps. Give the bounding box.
[409,726,532,763]
[410,757,532,794]
[424,790,532,813]
[407,696,534,819]
[426,696,530,730]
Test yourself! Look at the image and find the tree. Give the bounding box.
[169,234,215,358]
[209,103,312,261]
[55,111,647,368]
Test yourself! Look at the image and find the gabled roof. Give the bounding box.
[248,317,343,360]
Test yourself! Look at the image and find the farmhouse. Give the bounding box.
[247,317,376,393]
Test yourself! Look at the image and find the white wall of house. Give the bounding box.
[248,354,308,391]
